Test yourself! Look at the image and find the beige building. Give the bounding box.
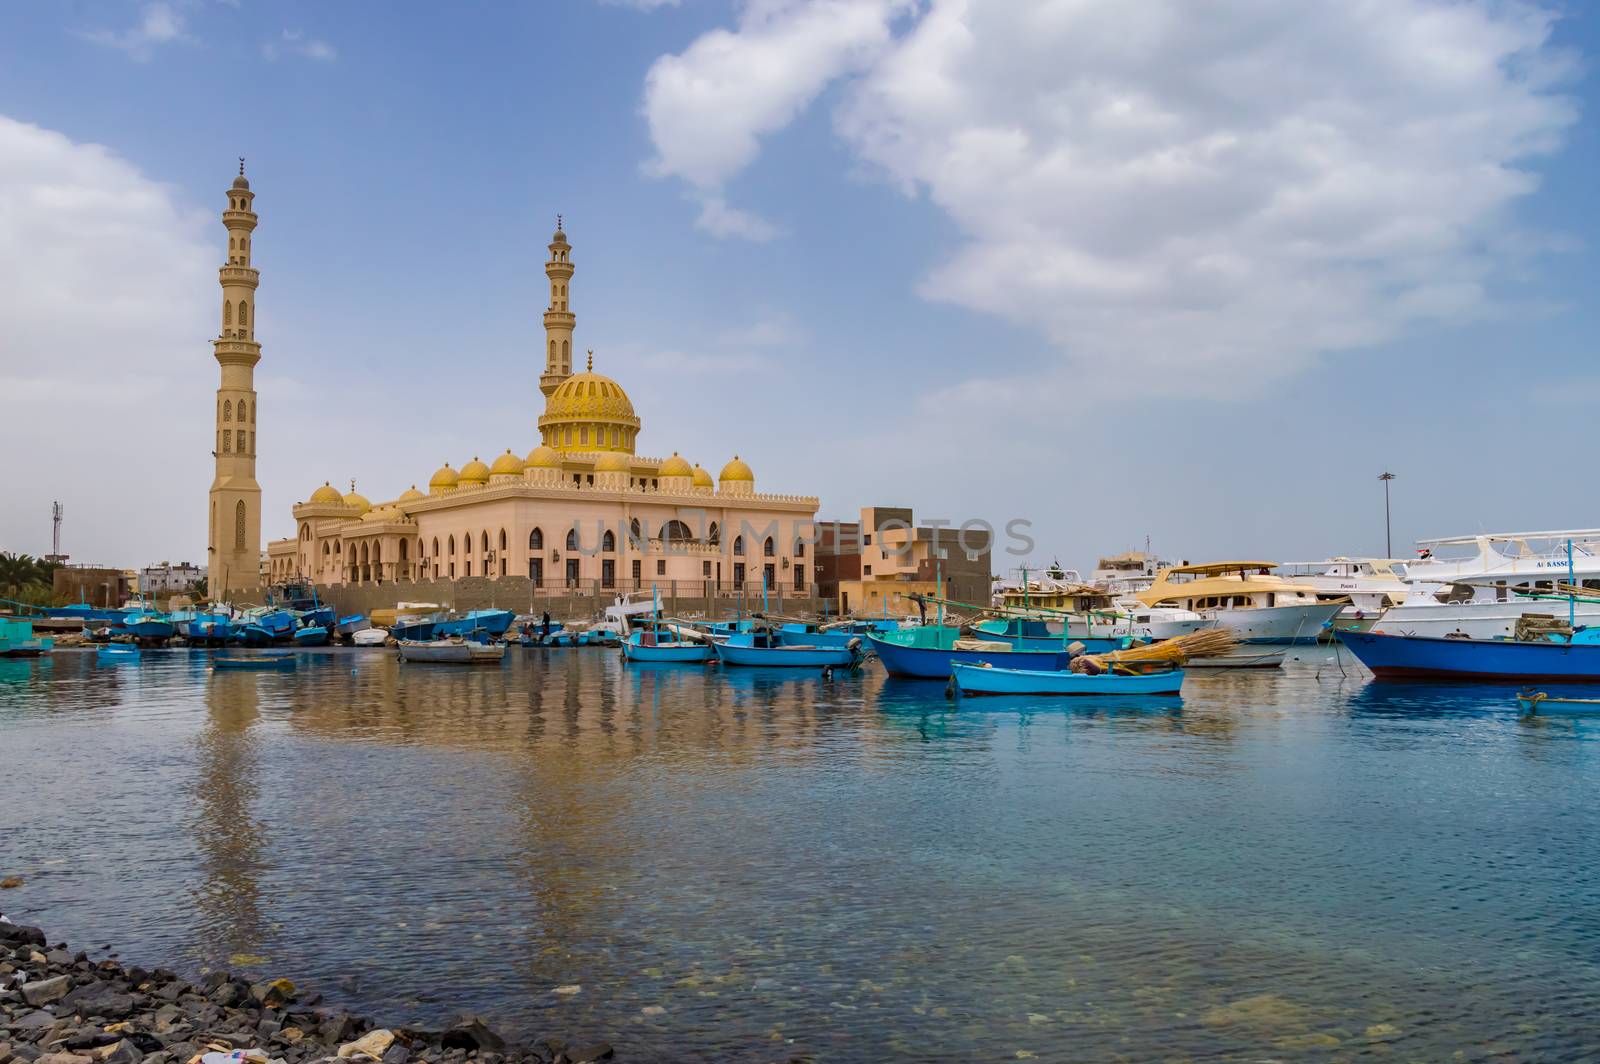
[266,219,819,596]
[821,506,992,617]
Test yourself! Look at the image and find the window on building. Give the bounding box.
[708,522,720,545]
[499,529,507,551]
[733,535,744,556]
[632,559,641,583]
[702,560,712,578]
[793,566,804,591]
[223,430,232,453]
[864,565,873,576]
[602,530,616,552]
[529,527,543,550]
[239,301,248,329]
[234,501,246,550]
[224,400,233,421]
[794,539,805,557]
[566,528,579,551]
[481,531,489,553]
[656,560,666,576]
[763,536,775,557]
[448,535,455,556]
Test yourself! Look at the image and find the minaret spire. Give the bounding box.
[208,163,263,596]
[540,216,575,399]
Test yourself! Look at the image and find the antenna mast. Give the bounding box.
[51,501,63,559]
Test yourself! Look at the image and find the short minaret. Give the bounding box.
[540,216,575,398]
[208,159,263,596]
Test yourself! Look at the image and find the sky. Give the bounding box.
[2,0,1598,579]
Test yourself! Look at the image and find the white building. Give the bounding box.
[140,562,206,595]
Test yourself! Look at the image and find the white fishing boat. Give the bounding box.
[397,637,505,664]
[1278,557,1410,632]
[1136,562,1344,644]
[1375,530,1600,639]
[351,627,390,647]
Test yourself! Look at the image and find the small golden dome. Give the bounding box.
[544,372,638,422]
[490,449,525,476]
[361,505,400,523]
[343,489,371,513]
[692,464,714,488]
[429,463,459,494]
[719,456,755,483]
[459,456,491,485]
[398,485,425,502]
[594,451,631,473]
[526,445,561,468]
[309,482,342,505]
[659,452,693,477]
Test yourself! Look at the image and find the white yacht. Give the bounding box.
[1136,562,1345,644]
[1279,558,1410,631]
[1375,530,1600,639]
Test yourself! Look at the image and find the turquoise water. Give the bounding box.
[3,648,1600,1061]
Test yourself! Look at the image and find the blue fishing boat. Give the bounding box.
[214,651,296,670]
[1336,628,1600,680]
[292,625,331,647]
[950,661,1184,697]
[235,624,274,647]
[334,614,366,638]
[868,627,1074,679]
[623,626,714,663]
[119,610,176,643]
[777,619,901,651]
[185,611,237,646]
[258,610,296,641]
[435,609,516,639]
[969,617,1124,654]
[390,615,439,642]
[96,643,141,664]
[300,605,335,629]
[39,602,129,624]
[714,629,863,669]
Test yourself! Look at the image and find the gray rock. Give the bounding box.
[21,977,71,1008]
[97,1041,143,1064]
[566,1044,613,1063]
[0,925,46,949]
[441,1017,504,1054]
[378,1046,408,1064]
[8,1010,58,1032]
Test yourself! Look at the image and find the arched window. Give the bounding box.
[239,301,248,329]
[250,403,256,424]
[224,301,233,326]
[223,430,232,453]
[579,427,588,446]
[448,535,456,556]
[566,528,578,551]
[239,401,248,423]
[399,539,408,560]
[373,542,382,563]
[481,531,489,553]
[562,339,569,362]
[498,529,507,551]
[708,522,720,545]
[602,530,616,552]
[360,542,369,564]
[794,538,805,558]
[611,429,619,448]
[300,523,310,541]
[323,542,330,556]
[763,536,775,557]
[663,519,693,545]
[733,535,745,556]
[223,400,232,422]
[433,537,440,557]
[549,339,555,361]
[529,527,543,550]
[234,501,247,550]
[335,541,342,555]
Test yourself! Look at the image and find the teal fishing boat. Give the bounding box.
[0,616,53,657]
[950,661,1185,697]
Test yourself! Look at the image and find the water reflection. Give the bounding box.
[6,647,1600,1059]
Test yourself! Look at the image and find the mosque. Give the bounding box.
[203,169,819,597]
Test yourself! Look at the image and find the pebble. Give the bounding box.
[552,986,582,996]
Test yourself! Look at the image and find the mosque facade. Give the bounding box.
[262,211,819,596]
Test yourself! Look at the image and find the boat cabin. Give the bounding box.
[1136,561,1324,612]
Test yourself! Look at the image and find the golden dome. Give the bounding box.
[659,452,693,477]
[692,464,714,488]
[361,505,401,523]
[594,451,631,473]
[489,449,525,476]
[309,482,342,505]
[428,463,459,494]
[526,445,561,468]
[537,355,643,455]
[398,485,425,502]
[459,456,491,486]
[719,456,755,483]
[343,489,371,513]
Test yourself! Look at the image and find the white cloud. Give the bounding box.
[0,115,215,562]
[642,0,913,239]
[643,0,1577,389]
[83,1,192,61]
[263,29,337,62]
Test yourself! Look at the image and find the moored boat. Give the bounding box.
[623,625,715,663]
[334,614,367,638]
[397,637,506,664]
[1136,562,1343,644]
[0,616,54,657]
[1335,628,1600,680]
[214,651,297,670]
[968,617,1124,654]
[434,609,516,639]
[351,627,390,647]
[868,626,1072,679]
[950,661,1185,697]
[119,610,176,643]
[714,629,863,669]
[292,625,331,647]
[96,643,141,664]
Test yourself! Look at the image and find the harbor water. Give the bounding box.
[4,648,1599,1060]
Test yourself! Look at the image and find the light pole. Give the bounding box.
[1378,472,1396,557]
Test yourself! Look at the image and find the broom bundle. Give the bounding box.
[1082,627,1238,670]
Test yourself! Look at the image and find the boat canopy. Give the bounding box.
[1159,561,1279,577]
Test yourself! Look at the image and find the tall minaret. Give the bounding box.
[208,159,263,596]
[539,216,575,398]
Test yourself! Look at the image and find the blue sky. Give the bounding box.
[2,0,1598,578]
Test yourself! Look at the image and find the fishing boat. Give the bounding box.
[185,611,237,646]
[623,625,715,663]
[1136,562,1343,644]
[351,627,390,647]
[235,624,275,647]
[387,607,445,642]
[397,637,506,664]
[949,661,1185,697]
[714,628,863,669]
[96,643,141,664]
[258,609,297,641]
[776,619,899,651]
[292,625,331,647]
[0,616,53,657]
[867,626,1073,679]
[213,651,297,671]
[334,614,367,638]
[968,617,1125,654]
[119,609,176,644]
[1517,690,1600,716]
[1335,628,1600,680]
[1182,649,1286,669]
[434,609,517,639]
[299,605,336,629]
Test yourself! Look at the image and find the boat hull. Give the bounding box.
[351,628,390,647]
[1336,629,1600,680]
[623,640,714,663]
[952,662,1184,696]
[1210,603,1343,644]
[714,641,860,668]
[214,652,296,671]
[292,626,331,647]
[434,609,516,638]
[868,631,1072,679]
[1372,599,1600,641]
[397,639,505,664]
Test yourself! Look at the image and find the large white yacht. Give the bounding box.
[1375,530,1600,639]
[1136,561,1345,644]
[1279,558,1410,632]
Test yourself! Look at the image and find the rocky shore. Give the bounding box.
[0,922,613,1064]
